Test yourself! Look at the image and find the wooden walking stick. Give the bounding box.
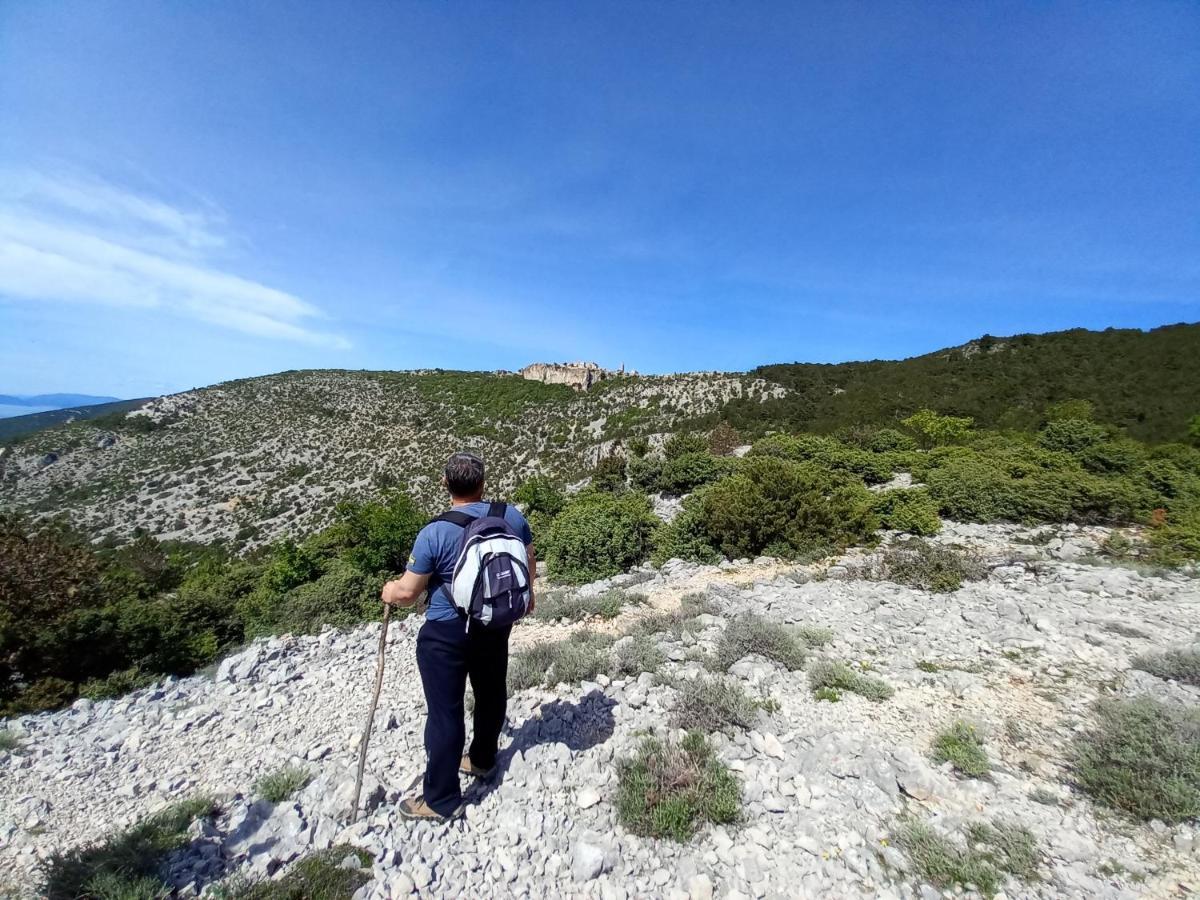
[351,602,391,822]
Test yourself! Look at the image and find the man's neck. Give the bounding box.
[450,496,483,508]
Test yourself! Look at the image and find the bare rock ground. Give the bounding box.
[1,523,1198,898]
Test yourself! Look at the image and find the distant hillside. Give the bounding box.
[0,393,121,409]
[703,323,1200,443]
[0,398,150,442]
[0,369,775,545]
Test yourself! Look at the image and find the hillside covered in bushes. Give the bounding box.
[4,397,1198,716]
[712,322,1200,443]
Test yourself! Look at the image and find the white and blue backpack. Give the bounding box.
[431,502,531,630]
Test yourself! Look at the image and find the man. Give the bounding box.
[381,451,535,820]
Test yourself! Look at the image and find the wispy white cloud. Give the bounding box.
[0,169,349,349]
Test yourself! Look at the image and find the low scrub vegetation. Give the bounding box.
[670,677,764,732]
[807,659,894,702]
[508,630,615,691]
[714,615,810,672]
[1073,697,1200,823]
[220,846,372,899]
[255,765,313,804]
[616,731,740,842]
[533,588,646,622]
[1,492,422,714]
[41,795,218,900]
[931,721,990,777]
[896,818,1040,898]
[609,635,666,679]
[861,539,987,593]
[872,488,942,536]
[1132,647,1200,686]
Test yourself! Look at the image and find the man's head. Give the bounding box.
[443,451,485,500]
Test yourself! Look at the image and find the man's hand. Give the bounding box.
[381,570,430,607]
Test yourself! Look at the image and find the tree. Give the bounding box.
[901,409,974,448]
[1189,413,1200,447]
[707,422,743,456]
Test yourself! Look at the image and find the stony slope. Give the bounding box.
[0,369,780,546]
[2,523,1198,899]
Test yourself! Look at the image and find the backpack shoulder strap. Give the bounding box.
[431,510,475,528]
[487,501,506,519]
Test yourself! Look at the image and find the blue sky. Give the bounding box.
[1,1,1197,398]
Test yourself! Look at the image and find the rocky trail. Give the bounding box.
[2,523,1199,899]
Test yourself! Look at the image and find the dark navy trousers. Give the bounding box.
[415,617,511,815]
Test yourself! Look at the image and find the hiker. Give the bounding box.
[380,451,535,820]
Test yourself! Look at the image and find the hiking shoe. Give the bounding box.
[459,755,496,779]
[398,796,451,821]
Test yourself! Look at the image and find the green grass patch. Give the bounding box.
[896,819,1040,898]
[808,659,894,701]
[714,615,809,671]
[616,731,740,842]
[1073,697,1200,823]
[931,721,990,777]
[41,795,218,900]
[1132,647,1200,686]
[0,731,22,753]
[255,765,313,803]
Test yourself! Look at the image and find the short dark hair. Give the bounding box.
[444,451,485,497]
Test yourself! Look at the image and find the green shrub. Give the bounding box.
[657,452,732,496]
[240,559,379,640]
[0,730,22,752]
[541,492,659,583]
[650,502,722,566]
[628,455,664,492]
[512,475,566,518]
[867,428,918,453]
[616,731,740,841]
[591,453,627,492]
[931,721,990,777]
[867,539,986,593]
[1037,419,1109,453]
[692,457,877,560]
[901,409,974,448]
[222,846,372,899]
[323,492,422,577]
[80,667,155,701]
[41,796,218,900]
[1147,510,1200,565]
[1073,697,1200,823]
[808,660,893,701]
[1133,647,1200,686]
[663,432,708,460]
[671,677,761,732]
[714,615,808,671]
[896,819,1039,898]
[872,489,941,535]
[256,765,313,803]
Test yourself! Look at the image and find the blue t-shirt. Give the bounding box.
[407,501,534,622]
